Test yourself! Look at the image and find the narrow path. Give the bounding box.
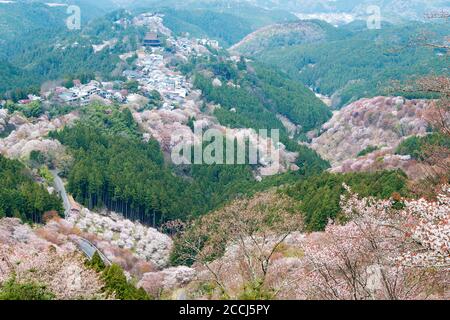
[50,170,111,266]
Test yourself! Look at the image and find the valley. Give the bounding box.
[0,0,448,302]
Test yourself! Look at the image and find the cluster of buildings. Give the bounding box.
[165,36,220,59]
[47,80,129,106]
[132,12,220,58]
[123,51,191,108]
[132,13,172,37]
[2,12,222,113]
[197,38,220,50]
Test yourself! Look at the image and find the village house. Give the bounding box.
[18,99,33,105]
[197,38,220,50]
[56,92,79,104]
[49,80,120,106]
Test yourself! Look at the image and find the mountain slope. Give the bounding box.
[151,5,298,47]
[310,96,431,166]
[0,8,147,97]
[0,2,66,44]
[14,0,114,19]
[159,9,253,47]
[229,20,346,55]
[193,0,450,22]
[249,21,449,107]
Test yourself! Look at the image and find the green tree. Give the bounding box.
[0,277,55,300]
[102,264,151,300]
[29,150,46,167]
[124,80,139,93]
[285,170,410,231]
[0,155,63,223]
[87,251,106,273]
[22,101,43,118]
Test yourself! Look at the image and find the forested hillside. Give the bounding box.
[50,103,324,226]
[0,8,145,99]
[0,2,66,44]
[136,1,297,29]
[284,170,409,231]
[396,133,450,160]
[82,0,449,21]
[0,2,448,301]
[184,56,332,168]
[0,156,63,223]
[242,20,449,108]
[170,169,410,266]
[1,6,333,228]
[230,20,346,55]
[12,0,115,20]
[158,9,253,47]
[0,2,293,98]
[0,2,67,95]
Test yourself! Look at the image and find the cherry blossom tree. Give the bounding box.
[295,185,449,300]
[401,11,450,192]
[0,218,106,300]
[175,191,303,299]
[0,244,106,300]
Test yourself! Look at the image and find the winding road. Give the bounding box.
[51,170,71,218]
[74,238,112,266]
[50,170,111,266]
